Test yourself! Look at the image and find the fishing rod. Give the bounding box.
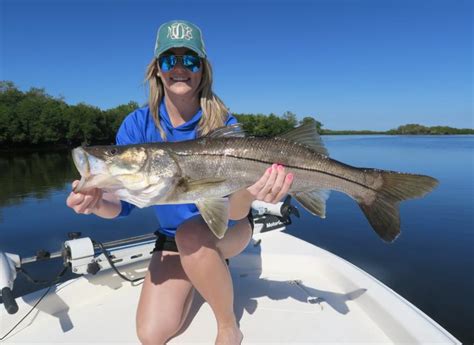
[0,232,157,315]
[0,197,299,316]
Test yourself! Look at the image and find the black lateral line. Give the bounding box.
[174,152,376,192]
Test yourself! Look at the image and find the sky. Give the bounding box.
[1,0,472,130]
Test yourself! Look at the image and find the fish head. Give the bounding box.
[72,145,176,197]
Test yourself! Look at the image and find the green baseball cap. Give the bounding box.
[154,20,207,59]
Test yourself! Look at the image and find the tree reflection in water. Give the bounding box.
[0,150,77,210]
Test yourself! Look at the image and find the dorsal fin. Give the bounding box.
[206,123,246,138]
[278,122,328,156]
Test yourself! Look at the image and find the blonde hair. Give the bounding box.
[145,57,229,140]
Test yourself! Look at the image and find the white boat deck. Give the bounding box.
[0,231,459,344]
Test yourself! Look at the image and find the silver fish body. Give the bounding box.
[72,124,438,242]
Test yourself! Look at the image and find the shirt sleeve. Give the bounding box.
[225,113,238,126]
[118,200,135,217]
[115,112,143,217]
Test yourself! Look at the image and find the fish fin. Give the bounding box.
[358,172,438,243]
[292,189,330,218]
[163,177,228,204]
[205,123,246,138]
[196,197,229,239]
[175,177,227,195]
[278,122,328,156]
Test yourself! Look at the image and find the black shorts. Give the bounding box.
[152,231,179,253]
[152,211,254,253]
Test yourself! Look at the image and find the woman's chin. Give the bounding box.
[168,85,196,97]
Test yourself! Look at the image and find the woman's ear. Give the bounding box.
[156,60,161,77]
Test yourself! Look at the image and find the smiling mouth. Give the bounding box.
[170,77,190,82]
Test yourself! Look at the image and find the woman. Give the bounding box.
[66,20,293,345]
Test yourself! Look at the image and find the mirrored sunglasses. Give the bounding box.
[158,54,202,73]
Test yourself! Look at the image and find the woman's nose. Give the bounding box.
[173,62,187,72]
[173,58,188,72]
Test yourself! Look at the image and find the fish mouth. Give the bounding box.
[72,147,90,192]
[72,147,90,177]
[72,147,123,193]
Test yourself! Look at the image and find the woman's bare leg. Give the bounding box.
[175,217,252,345]
[136,250,194,345]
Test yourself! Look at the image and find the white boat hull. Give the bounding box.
[0,231,459,344]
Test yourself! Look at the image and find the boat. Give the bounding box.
[0,198,460,344]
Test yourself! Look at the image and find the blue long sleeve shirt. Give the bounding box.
[116,100,237,237]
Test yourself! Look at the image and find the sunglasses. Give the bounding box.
[158,54,202,73]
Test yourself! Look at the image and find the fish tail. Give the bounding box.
[358,172,438,242]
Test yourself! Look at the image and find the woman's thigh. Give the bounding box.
[176,216,252,260]
[136,250,194,343]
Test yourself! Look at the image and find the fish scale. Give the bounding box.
[169,136,373,198]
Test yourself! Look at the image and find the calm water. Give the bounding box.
[0,136,473,343]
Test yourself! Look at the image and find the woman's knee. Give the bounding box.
[175,218,216,255]
[217,219,253,259]
[136,316,181,345]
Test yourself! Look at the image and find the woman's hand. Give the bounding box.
[66,180,103,215]
[247,164,293,203]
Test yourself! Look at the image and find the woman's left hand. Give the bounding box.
[247,164,294,203]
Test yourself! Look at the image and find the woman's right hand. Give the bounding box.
[66,180,103,215]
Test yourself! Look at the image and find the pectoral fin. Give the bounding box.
[196,197,229,239]
[165,177,228,203]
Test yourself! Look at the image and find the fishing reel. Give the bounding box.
[251,195,300,234]
[0,232,94,315]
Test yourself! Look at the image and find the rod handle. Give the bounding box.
[1,287,18,314]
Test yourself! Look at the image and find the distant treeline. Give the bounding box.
[0,81,138,147]
[324,124,474,135]
[1,81,472,147]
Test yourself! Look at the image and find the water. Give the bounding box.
[0,136,473,343]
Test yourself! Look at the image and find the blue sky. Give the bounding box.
[1,0,472,130]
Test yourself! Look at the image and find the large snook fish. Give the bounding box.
[72,123,438,242]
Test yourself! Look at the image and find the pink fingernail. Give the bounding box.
[287,173,293,181]
[272,163,278,170]
[266,167,272,174]
[278,165,284,171]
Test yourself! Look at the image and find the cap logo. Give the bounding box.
[167,23,193,40]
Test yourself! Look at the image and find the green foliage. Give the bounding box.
[65,103,103,145]
[234,112,324,137]
[322,129,385,135]
[299,116,323,132]
[387,124,474,135]
[1,81,472,148]
[0,82,138,147]
[282,111,298,127]
[103,101,140,140]
[234,112,300,137]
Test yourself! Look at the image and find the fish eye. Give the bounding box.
[109,148,118,155]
